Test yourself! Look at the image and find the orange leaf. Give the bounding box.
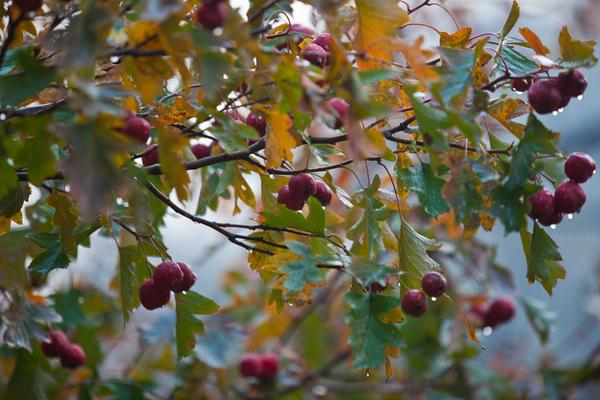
[440,27,472,49]
[263,110,297,168]
[397,37,440,83]
[519,27,550,55]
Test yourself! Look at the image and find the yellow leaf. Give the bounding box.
[0,217,10,236]
[11,211,22,225]
[263,110,297,168]
[472,40,492,88]
[232,163,256,215]
[480,212,496,231]
[380,221,398,251]
[397,37,440,83]
[157,126,191,201]
[124,56,173,104]
[354,0,408,70]
[378,306,404,324]
[157,97,196,125]
[440,27,472,49]
[519,27,550,55]
[487,98,529,138]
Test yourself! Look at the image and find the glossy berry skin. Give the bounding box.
[301,43,328,68]
[195,1,227,30]
[239,354,263,377]
[312,33,333,52]
[259,353,279,380]
[528,188,555,221]
[554,181,586,214]
[421,272,448,298]
[538,209,563,227]
[327,97,350,129]
[483,297,515,328]
[565,152,596,183]
[15,0,42,12]
[511,78,531,92]
[247,112,266,136]
[172,262,197,293]
[559,69,587,98]
[314,181,333,206]
[278,185,306,211]
[123,112,151,144]
[141,144,159,166]
[191,143,211,159]
[401,290,428,317]
[277,186,291,205]
[370,276,390,293]
[528,79,562,114]
[288,173,317,200]
[153,261,184,291]
[41,329,70,358]
[139,279,171,310]
[60,344,86,369]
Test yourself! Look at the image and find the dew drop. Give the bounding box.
[483,326,493,336]
[366,371,370,377]
[312,385,328,396]
[246,249,251,253]
[287,302,294,307]
[577,95,584,101]
[431,297,437,302]
[550,224,557,230]
[568,213,574,220]
[269,174,274,179]
[110,56,120,63]
[512,89,523,94]
[593,169,596,175]
[558,107,564,113]
[0,113,6,121]
[552,111,559,116]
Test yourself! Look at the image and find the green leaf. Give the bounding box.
[398,217,440,288]
[280,242,329,293]
[558,26,598,68]
[200,51,232,102]
[436,47,474,108]
[175,291,219,359]
[197,163,235,215]
[521,295,557,344]
[501,46,539,76]
[118,245,147,323]
[345,289,403,370]
[397,163,450,217]
[0,158,18,199]
[14,116,58,185]
[262,196,326,235]
[347,258,397,289]
[6,350,48,399]
[27,232,71,277]
[358,68,395,84]
[500,1,520,40]
[520,222,566,296]
[443,160,484,224]
[46,192,79,255]
[406,88,450,151]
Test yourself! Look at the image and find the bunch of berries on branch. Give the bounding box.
[277,173,333,210]
[139,261,197,310]
[526,69,587,114]
[239,353,279,381]
[470,297,516,330]
[40,329,86,369]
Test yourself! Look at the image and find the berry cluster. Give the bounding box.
[139,261,197,310]
[277,173,333,210]
[239,353,279,381]
[525,69,588,115]
[41,329,86,369]
[528,152,595,226]
[194,0,228,31]
[399,272,449,317]
[141,143,212,166]
[470,297,516,329]
[122,111,152,144]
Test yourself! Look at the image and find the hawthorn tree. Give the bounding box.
[0,0,598,398]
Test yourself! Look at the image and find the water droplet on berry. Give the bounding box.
[552,111,559,116]
[366,371,370,377]
[568,213,574,220]
[577,95,584,101]
[246,249,251,253]
[558,107,564,113]
[312,385,328,396]
[287,302,294,307]
[0,113,5,121]
[593,169,596,175]
[513,90,523,95]
[550,224,557,230]
[431,297,437,302]
[110,56,120,63]
[269,174,274,179]
[483,326,493,336]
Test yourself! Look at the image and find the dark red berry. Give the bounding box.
[401,290,428,317]
[554,181,586,214]
[528,79,562,114]
[172,262,197,293]
[314,181,333,206]
[370,276,390,293]
[327,97,350,129]
[277,185,305,210]
[538,209,563,227]
[558,69,587,98]
[565,152,596,183]
[483,297,515,328]
[528,188,555,220]
[301,43,327,67]
[258,353,279,380]
[41,329,70,358]
[312,33,333,52]
[421,272,448,298]
[60,344,86,369]
[277,186,290,205]
[469,304,487,328]
[511,78,531,92]
[123,111,151,143]
[15,0,42,12]
[194,1,227,30]
[139,279,171,310]
[247,112,266,136]
[191,143,212,159]
[141,144,159,166]
[288,173,317,200]
[239,353,263,377]
[153,261,184,292]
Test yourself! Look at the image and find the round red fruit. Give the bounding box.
[421,272,448,298]
[139,279,171,310]
[312,33,333,52]
[301,43,328,68]
[558,69,587,98]
[511,78,531,92]
[60,344,86,369]
[537,209,563,227]
[401,290,428,317]
[191,143,212,160]
[141,144,159,166]
[554,181,586,214]
[288,173,317,200]
[528,188,555,221]
[259,353,279,380]
[41,329,70,358]
[195,1,227,31]
[247,112,266,136]
[239,353,263,378]
[565,152,596,183]
[483,297,515,328]
[327,97,350,129]
[314,181,333,206]
[527,80,562,114]
[370,276,390,293]
[153,261,184,292]
[172,262,197,293]
[123,111,151,143]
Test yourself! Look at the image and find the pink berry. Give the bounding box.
[314,181,333,206]
[239,353,263,377]
[528,79,562,114]
[538,209,564,227]
[139,279,171,310]
[194,1,227,30]
[246,112,266,136]
[191,143,212,159]
[421,272,448,298]
[123,111,152,143]
[301,43,328,67]
[565,152,596,183]
[172,262,197,293]
[153,261,184,292]
[312,33,333,52]
[259,353,279,380]
[60,344,86,369]
[554,181,586,214]
[528,188,555,221]
[483,297,515,328]
[401,290,428,317]
[41,329,70,358]
[288,173,317,200]
[558,69,587,98]
[327,97,350,129]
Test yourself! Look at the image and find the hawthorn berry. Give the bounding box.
[139,279,171,310]
[278,185,306,211]
[239,353,263,377]
[41,329,69,358]
[277,185,291,205]
[469,304,487,328]
[153,261,184,292]
[327,97,350,129]
[483,297,515,328]
[401,290,428,317]
[259,353,279,380]
[172,262,197,293]
[370,275,390,293]
[565,152,596,183]
[312,33,333,52]
[554,181,586,214]
[528,188,555,221]
[558,69,587,98]
[141,144,159,166]
[421,272,448,298]
[314,181,333,206]
[537,209,563,227]
[288,173,317,200]
[15,0,42,12]
[60,344,86,369]
[194,0,227,31]
[191,143,212,160]
[247,112,266,136]
[301,43,328,68]
[527,79,562,114]
[123,111,151,143]
[511,78,531,92]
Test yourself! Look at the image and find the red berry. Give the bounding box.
[469,304,487,328]
[312,33,333,52]
[528,188,555,220]
[421,272,448,298]
[123,111,151,143]
[41,329,70,358]
[528,79,562,114]
[153,261,184,292]
[139,279,171,310]
[194,1,227,30]
[288,173,317,200]
[370,276,390,293]
[565,152,596,183]
[314,181,333,206]
[483,297,515,328]
[15,0,42,12]
[259,353,279,380]
[60,344,86,369]
[511,78,531,92]
[301,43,328,67]
[239,353,263,377]
[401,290,428,317]
[141,144,159,166]
[277,185,306,210]
[558,69,587,98]
[327,97,350,129]
[554,181,586,214]
[537,209,563,227]
[277,185,291,205]
[191,143,212,159]
[172,262,197,293]
[246,112,266,136]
